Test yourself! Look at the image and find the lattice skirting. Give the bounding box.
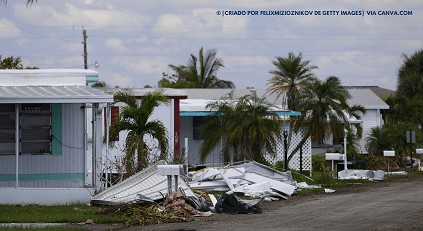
[264,125,312,171]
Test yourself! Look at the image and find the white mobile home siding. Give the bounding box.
[0,103,86,188]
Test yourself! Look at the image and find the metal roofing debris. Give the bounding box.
[188,161,296,199]
[91,161,195,205]
[338,169,385,181]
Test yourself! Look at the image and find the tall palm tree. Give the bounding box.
[397,49,423,99]
[108,90,169,176]
[288,76,365,163]
[159,47,235,88]
[267,52,317,110]
[200,91,281,165]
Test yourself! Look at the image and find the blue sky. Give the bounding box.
[1,0,422,90]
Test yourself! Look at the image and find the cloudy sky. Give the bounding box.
[1,0,422,90]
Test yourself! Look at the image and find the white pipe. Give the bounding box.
[170,99,174,160]
[344,128,348,170]
[15,104,19,188]
[184,138,188,175]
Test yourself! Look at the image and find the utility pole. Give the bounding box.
[83,29,88,69]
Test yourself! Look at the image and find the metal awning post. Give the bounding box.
[105,103,111,189]
[15,103,19,188]
[344,128,348,171]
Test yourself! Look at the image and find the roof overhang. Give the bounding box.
[179,99,301,117]
[0,85,113,104]
[180,111,301,117]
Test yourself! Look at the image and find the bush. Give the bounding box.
[312,155,330,172]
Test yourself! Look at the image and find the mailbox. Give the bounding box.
[383,150,395,157]
[157,165,183,176]
[325,153,345,161]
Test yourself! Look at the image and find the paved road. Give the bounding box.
[121,177,423,231]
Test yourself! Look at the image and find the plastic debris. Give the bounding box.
[338,169,385,181]
[324,188,336,193]
[214,193,262,214]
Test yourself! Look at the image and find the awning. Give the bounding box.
[180,99,301,117]
[0,85,113,104]
[180,111,301,117]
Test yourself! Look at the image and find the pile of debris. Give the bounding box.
[188,161,297,201]
[91,161,299,224]
[338,169,385,180]
[101,189,211,225]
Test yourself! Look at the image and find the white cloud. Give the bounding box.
[14,2,150,27]
[101,71,134,88]
[3,0,422,91]
[105,38,128,53]
[111,56,168,75]
[0,19,22,38]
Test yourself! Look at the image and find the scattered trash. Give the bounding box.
[214,193,262,214]
[386,171,407,175]
[296,182,321,189]
[77,219,94,225]
[338,169,385,181]
[324,188,336,193]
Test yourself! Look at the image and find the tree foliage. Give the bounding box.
[367,49,423,157]
[0,0,36,6]
[289,76,365,163]
[158,47,234,89]
[267,52,317,111]
[108,91,169,176]
[0,55,37,69]
[199,91,281,165]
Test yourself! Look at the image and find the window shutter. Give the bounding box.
[51,104,62,155]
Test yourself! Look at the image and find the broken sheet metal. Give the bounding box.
[338,169,385,181]
[91,161,196,205]
[189,161,296,198]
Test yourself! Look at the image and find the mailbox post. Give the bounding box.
[383,150,395,174]
[325,153,345,177]
[157,165,184,195]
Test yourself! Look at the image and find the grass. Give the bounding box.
[0,227,86,231]
[0,204,126,224]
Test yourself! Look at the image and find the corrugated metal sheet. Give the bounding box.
[0,86,113,103]
[91,161,195,204]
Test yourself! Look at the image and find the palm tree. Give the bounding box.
[1,0,36,5]
[108,90,169,176]
[365,126,392,155]
[199,91,281,165]
[397,49,423,99]
[288,76,365,163]
[267,52,317,111]
[158,47,235,88]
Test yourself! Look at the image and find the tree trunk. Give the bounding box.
[287,131,310,164]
